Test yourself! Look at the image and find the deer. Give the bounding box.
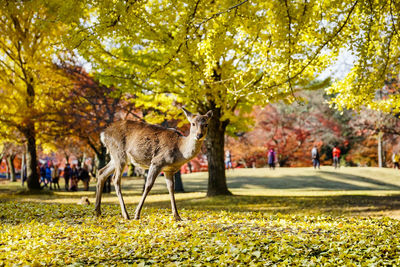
[95,108,213,221]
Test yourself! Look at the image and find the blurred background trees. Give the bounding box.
[0,0,399,194]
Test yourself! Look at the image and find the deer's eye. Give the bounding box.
[204,124,208,127]
[192,123,195,126]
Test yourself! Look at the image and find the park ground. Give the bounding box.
[1,167,400,265]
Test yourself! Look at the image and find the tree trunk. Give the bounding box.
[204,107,232,196]
[97,144,107,170]
[25,124,40,190]
[174,170,184,192]
[5,158,9,180]
[378,131,383,168]
[95,144,111,193]
[21,153,26,186]
[81,153,87,168]
[7,155,16,182]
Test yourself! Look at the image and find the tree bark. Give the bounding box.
[25,123,40,190]
[378,131,383,168]
[7,155,16,182]
[174,170,184,192]
[97,144,107,170]
[95,143,111,193]
[21,153,26,186]
[5,158,9,180]
[204,107,232,196]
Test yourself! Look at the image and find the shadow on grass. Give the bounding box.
[179,172,400,191]
[2,194,400,226]
[138,194,400,216]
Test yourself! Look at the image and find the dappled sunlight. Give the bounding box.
[2,168,400,265]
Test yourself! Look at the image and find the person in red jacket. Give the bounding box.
[332,146,341,169]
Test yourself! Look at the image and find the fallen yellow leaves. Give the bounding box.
[0,202,400,265]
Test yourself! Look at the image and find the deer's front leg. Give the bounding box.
[134,164,161,220]
[95,161,115,216]
[164,172,182,221]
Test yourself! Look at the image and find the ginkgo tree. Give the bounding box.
[327,0,400,113]
[0,0,84,189]
[71,0,400,195]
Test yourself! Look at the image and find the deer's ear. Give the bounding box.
[205,110,213,119]
[182,107,193,121]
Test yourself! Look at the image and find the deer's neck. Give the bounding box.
[180,134,203,160]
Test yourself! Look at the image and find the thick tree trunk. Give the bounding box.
[205,108,232,196]
[95,143,111,193]
[7,155,16,182]
[97,144,107,170]
[25,124,40,190]
[174,170,184,192]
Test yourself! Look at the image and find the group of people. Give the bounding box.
[62,163,90,191]
[311,145,341,169]
[38,162,60,190]
[38,162,91,191]
[226,145,342,170]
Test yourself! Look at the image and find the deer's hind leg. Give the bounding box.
[111,152,129,219]
[95,160,116,216]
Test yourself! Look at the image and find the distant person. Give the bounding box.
[268,148,276,170]
[69,164,79,191]
[332,146,341,169]
[50,164,60,190]
[392,152,400,169]
[79,165,90,191]
[311,145,320,169]
[39,163,47,187]
[45,163,52,188]
[225,150,233,170]
[63,163,72,191]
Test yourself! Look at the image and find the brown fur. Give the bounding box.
[95,108,212,221]
[103,121,188,172]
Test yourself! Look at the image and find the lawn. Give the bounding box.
[1,167,400,265]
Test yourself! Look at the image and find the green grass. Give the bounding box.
[2,167,400,217]
[1,167,400,265]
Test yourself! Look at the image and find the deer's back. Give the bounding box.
[102,120,183,169]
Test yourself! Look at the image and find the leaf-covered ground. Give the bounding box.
[1,167,400,265]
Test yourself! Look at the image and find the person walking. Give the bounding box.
[225,150,233,170]
[45,163,52,188]
[311,145,320,169]
[78,165,90,191]
[393,152,400,169]
[63,163,72,191]
[332,145,341,169]
[69,164,79,191]
[268,148,276,170]
[50,164,60,190]
[39,163,47,187]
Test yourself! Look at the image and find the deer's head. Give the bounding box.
[182,108,213,140]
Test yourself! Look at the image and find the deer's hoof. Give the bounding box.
[174,216,183,221]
